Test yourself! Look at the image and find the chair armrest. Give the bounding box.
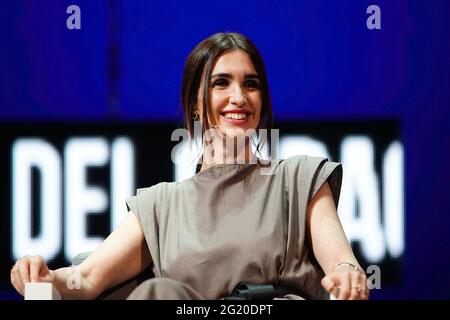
[25,283,62,300]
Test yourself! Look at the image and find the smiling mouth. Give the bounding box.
[222,112,248,120]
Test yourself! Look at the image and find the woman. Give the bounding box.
[10,32,368,300]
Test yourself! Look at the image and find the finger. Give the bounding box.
[18,259,31,283]
[349,271,361,300]
[360,276,370,300]
[331,285,340,300]
[39,261,53,282]
[10,267,23,296]
[12,263,25,296]
[321,274,340,299]
[18,259,31,293]
[321,276,336,293]
[30,256,45,282]
[360,288,369,300]
[338,272,351,300]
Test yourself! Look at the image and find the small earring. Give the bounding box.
[192,110,200,121]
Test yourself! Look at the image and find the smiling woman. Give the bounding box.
[181,33,273,171]
[196,50,264,170]
[10,32,368,300]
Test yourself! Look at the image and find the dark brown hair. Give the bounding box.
[181,32,273,155]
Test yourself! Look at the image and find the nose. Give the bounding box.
[229,85,247,107]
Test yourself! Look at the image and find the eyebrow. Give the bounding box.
[211,73,260,80]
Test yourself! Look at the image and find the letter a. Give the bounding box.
[366,5,381,30]
[66,5,81,30]
[366,265,381,289]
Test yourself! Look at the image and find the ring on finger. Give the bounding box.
[351,284,362,292]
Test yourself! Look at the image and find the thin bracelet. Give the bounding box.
[332,262,364,274]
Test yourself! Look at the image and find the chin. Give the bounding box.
[220,125,257,138]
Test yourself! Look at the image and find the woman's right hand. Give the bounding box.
[10,255,53,296]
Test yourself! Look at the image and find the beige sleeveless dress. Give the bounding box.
[125,155,342,300]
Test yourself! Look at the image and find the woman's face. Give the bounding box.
[197,50,262,137]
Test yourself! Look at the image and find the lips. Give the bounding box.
[221,109,250,124]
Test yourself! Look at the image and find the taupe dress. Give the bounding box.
[125,155,342,300]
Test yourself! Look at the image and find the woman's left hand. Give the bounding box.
[321,266,369,300]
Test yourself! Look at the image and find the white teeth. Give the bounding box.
[224,113,246,120]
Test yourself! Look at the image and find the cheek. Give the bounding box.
[250,96,262,120]
[210,92,219,107]
[249,92,262,105]
[210,92,227,113]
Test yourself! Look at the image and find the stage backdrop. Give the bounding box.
[1,0,449,299]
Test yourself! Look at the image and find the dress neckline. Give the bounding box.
[193,158,280,178]
[194,162,258,177]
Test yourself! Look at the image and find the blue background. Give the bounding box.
[1,0,449,299]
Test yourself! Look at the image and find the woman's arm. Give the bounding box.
[11,211,151,299]
[57,211,152,299]
[306,182,368,300]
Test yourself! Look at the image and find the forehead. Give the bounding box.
[212,50,257,74]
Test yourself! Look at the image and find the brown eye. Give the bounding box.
[212,79,229,88]
[244,80,259,89]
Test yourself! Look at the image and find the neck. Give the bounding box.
[200,134,257,172]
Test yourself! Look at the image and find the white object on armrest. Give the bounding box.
[25,283,62,300]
